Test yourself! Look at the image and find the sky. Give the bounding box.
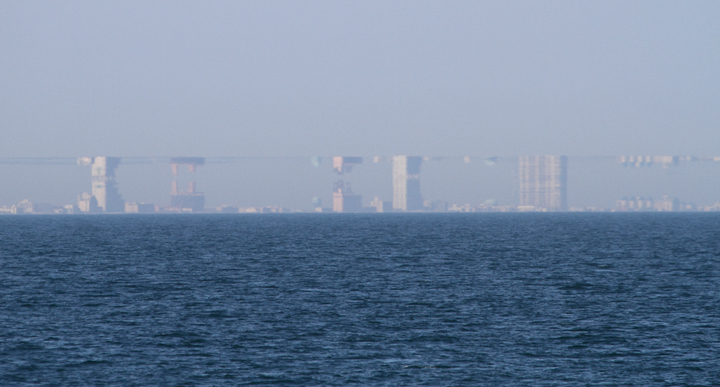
[1,0,719,159]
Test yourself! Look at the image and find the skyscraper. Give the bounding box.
[90,157,124,212]
[392,156,423,211]
[518,155,567,211]
[170,157,205,212]
[332,157,363,212]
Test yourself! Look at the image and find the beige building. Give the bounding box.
[0,206,17,215]
[125,202,157,214]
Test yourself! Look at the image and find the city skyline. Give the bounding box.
[2,3,719,384]
[2,154,720,214]
[3,1,719,211]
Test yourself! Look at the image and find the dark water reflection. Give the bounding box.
[1,214,719,385]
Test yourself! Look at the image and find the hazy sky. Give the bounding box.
[1,1,719,158]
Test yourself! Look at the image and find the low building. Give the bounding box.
[424,200,448,212]
[17,199,33,214]
[32,203,61,214]
[78,193,101,213]
[333,189,362,212]
[370,197,392,213]
[125,202,156,214]
[215,205,239,213]
[616,197,655,211]
[0,206,17,215]
[449,203,477,212]
[615,196,693,212]
[170,192,205,212]
[258,206,288,213]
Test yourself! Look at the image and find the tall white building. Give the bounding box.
[518,155,567,211]
[392,156,423,211]
[90,157,124,212]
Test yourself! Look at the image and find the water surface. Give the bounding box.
[1,214,719,385]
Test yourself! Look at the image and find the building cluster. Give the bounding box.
[320,155,567,213]
[0,199,75,215]
[73,156,206,214]
[319,155,442,213]
[617,155,720,168]
[612,197,720,212]
[2,154,719,215]
[615,196,697,212]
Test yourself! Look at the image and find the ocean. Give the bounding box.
[1,214,719,386]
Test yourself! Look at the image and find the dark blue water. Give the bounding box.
[1,214,719,386]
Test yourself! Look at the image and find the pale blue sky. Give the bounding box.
[2,0,719,158]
